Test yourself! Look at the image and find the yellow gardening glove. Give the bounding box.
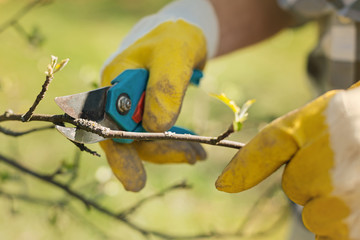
[99,19,209,192]
[216,82,360,239]
[102,20,206,131]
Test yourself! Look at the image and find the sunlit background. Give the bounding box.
[0,0,317,239]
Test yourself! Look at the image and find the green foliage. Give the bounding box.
[211,93,255,131]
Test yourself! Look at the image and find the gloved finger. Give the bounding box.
[215,125,298,193]
[282,133,334,205]
[133,140,206,164]
[303,196,350,239]
[99,140,146,192]
[101,54,143,87]
[142,21,207,132]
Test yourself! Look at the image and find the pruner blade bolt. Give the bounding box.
[117,93,132,115]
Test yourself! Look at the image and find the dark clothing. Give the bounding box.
[278,0,360,92]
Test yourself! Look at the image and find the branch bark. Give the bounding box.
[0,113,244,150]
[21,75,54,121]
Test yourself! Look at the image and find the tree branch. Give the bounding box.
[1,54,244,149]
[68,139,101,157]
[118,181,191,218]
[0,113,244,149]
[0,0,46,34]
[21,74,53,122]
[212,124,234,143]
[0,189,113,239]
[66,151,81,186]
[0,153,245,239]
[0,189,68,207]
[0,153,166,237]
[0,124,54,137]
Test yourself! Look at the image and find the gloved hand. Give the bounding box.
[99,0,219,192]
[216,83,360,239]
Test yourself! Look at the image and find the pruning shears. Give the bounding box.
[55,68,203,144]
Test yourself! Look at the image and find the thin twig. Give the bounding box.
[0,153,287,239]
[250,206,289,238]
[118,181,191,218]
[0,190,114,239]
[44,164,65,180]
[0,0,45,34]
[69,140,101,157]
[66,205,117,240]
[237,183,289,235]
[66,150,81,186]
[0,154,221,239]
[55,121,100,157]
[11,21,29,39]
[0,124,54,137]
[0,189,68,207]
[0,153,229,239]
[43,151,83,181]
[0,153,150,235]
[212,124,234,143]
[0,154,91,208]
[21,74,53,122]
[0,113,68,122]
[21,55,69,121]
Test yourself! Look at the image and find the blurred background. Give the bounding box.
[0,0,317,239]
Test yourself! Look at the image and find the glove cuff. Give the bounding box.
[326,86,360,239]
[107,0,219,64]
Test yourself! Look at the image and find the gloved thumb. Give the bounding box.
[216,124,298,193]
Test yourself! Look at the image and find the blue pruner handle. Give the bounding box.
[105,68,203,144]
[189,69,203,86]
